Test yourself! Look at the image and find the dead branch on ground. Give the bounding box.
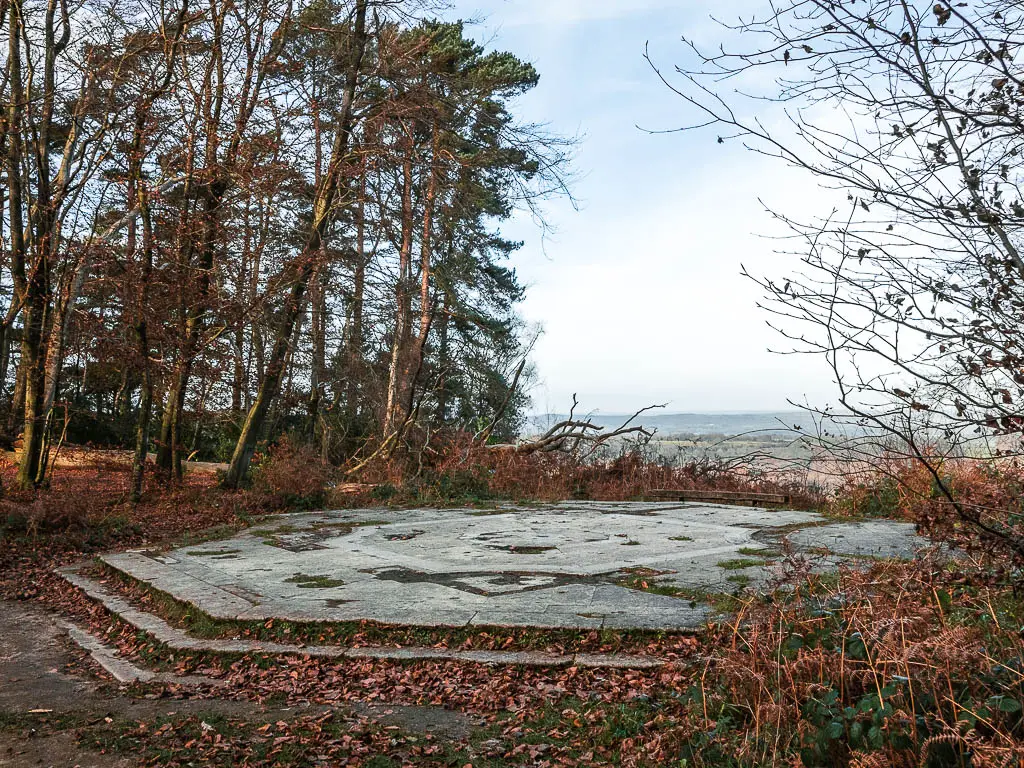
[488,396,665,455]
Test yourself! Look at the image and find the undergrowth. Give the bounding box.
[358,432,823,509]
[673,557,1024,767]
[7,443,1024,766]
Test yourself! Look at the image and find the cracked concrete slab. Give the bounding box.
[788,520,921,559]
[57,569,665,669]
[100,503,926,631]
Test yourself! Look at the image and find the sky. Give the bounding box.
[444,0,841,415]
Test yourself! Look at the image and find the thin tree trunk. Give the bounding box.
[155,388,174,470]
[306,266,325,439]
[384,140,415,435]
[232,326,244,415]
[436,291,450,423]
[223,0,368,489]
[412,125,439,397]
[345,161,367,420]
[7,0,26,489]
[21,0,74,488]
[130,186,157,501]
[131,368,153,501]
[232,232,247,416]
[7,359,24,434]
[0,296,21,426]
[282,291,309,413]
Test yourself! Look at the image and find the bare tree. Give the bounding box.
[665,0,1024,556]
[3,0,176,488]
[222,0,370,489]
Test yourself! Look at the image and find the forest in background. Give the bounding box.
[0,0,572,495]
[4,2,1024,766]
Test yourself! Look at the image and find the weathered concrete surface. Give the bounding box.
[788,520,921,559]
[61,621,221,686]
[59,568,665,669]
[101,502,926,632]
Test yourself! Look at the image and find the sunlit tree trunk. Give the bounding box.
[384,138,415,435]
[222,0,368,489]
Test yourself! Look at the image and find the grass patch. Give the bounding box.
[716,558,763,571]
[486,544,556,554]
[284,573,345,589]
[737,546,778,558]
[669,535,694,542]
[187,548,242,557]
[247,524,300,536]
[252,519,388,538]
[616,573,743,614]
[0,710,87,733]
[168,524,249,550]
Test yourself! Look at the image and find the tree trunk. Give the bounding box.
[19,0,74,488]
[7,0,27,488]
[7,361,25,435]
[222,0,368,489]
[130,188,156,501]
[155,388,174,470]
[345,162,367,420]
[384,141,415,435]
[18,288,48,489]
[306,266,326,439]
[412,125,439,401]
[436,291,450,423]
[232,325,244,416]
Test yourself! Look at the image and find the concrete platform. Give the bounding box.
[101,502,924,632]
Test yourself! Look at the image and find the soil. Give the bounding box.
[0,599,473,767]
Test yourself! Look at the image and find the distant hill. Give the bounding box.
[524,411,817,438]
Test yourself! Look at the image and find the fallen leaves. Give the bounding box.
[1,452,706,766]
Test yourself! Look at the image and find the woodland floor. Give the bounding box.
[1,450,984,767]
[0,457,704,766]
[0,599,476,767]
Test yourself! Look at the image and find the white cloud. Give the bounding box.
[509,151,841,413]
[443,0,846,413]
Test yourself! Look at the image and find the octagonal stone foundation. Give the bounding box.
[101,502,923,631]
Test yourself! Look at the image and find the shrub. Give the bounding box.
[0,489,137,550]
[354,429,824,508]
[674,559,1024,767]
[827,455,1024,562]
[1,494,93,536]
[416,466,492,503]
[251,437,333,511]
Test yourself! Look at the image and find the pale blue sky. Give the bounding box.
[444,0,838,414]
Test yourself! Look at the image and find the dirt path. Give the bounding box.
[0,600,473,767]
[2,449,228,475]
[0,599,290,766]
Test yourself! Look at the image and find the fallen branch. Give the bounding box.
[489,397,665,455]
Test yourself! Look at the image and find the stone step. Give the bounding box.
[57,566,667,671]
[61,620,223,687]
